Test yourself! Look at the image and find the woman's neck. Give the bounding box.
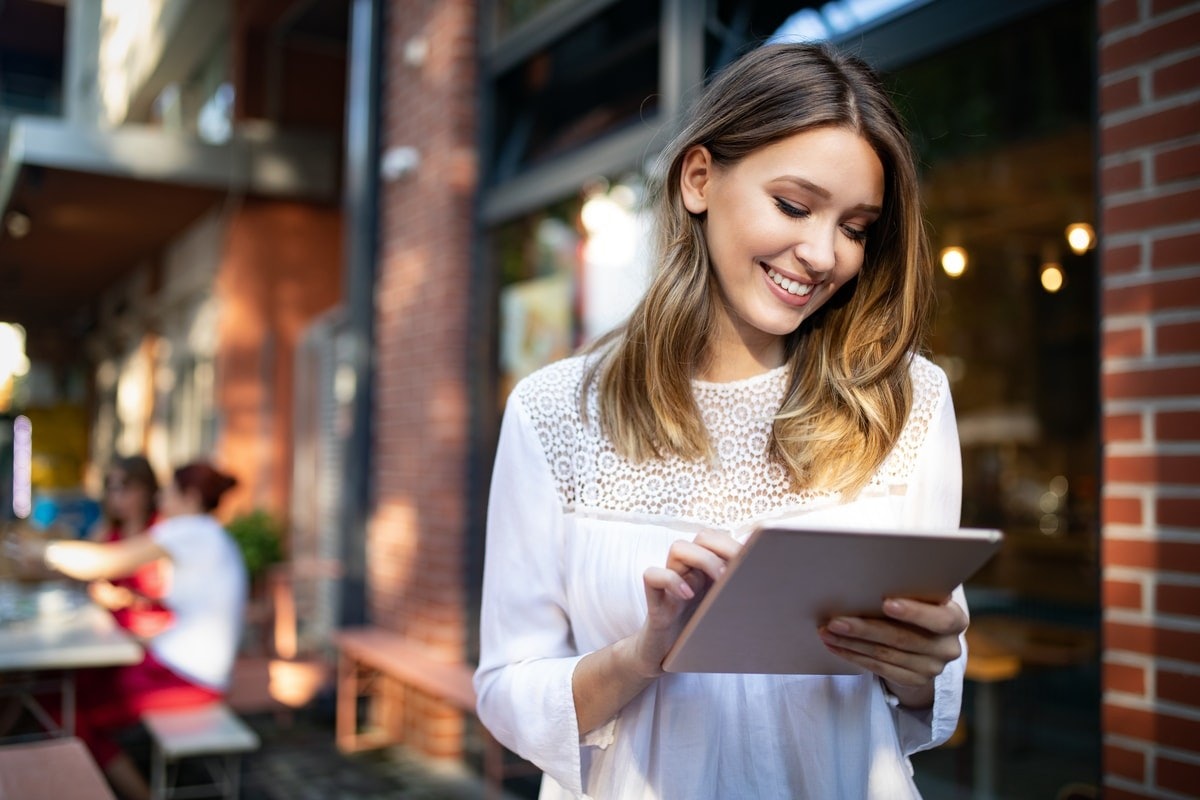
[121,516,148,538]
[698,314,785,383]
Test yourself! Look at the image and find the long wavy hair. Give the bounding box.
[583,42,933,496]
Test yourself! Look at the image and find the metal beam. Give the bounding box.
[336,0,383,628]
[481,121,663,226]
[4,116,337,201]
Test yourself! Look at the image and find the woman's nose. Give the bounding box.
[793,228,837,275]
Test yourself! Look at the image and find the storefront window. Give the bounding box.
[888,1,1099,796]
[493,174,650,403]
[489,0,659,183]
[495,0,576,37]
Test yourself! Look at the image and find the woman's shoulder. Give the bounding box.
[152,513,223,540]
[906,352,951,405]
[509,353,595,419]
[872,354,954,485]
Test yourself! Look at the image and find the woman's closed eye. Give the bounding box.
[841,224,870,244]
[774,197,809,219]
[776,197,872,244]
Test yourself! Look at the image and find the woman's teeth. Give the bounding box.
[766,268,814,296]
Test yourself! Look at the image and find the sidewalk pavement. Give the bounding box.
[123,705,539,800]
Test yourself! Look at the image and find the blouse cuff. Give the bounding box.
[517,653,592,796]
[581,717,616,748]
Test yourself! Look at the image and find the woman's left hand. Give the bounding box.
[817,596,968,709]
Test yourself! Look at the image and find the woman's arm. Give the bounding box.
[475,389,739,793]
[35,535,169,582]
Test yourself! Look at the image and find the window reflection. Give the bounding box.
[889,4,1100,792]
[493,175,650,403]
[490,0,659,182]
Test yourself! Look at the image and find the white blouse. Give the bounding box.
[475,354,966,800]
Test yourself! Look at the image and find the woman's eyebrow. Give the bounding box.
[774,175,881,214]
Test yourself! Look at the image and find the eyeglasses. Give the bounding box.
[104,479,130,493]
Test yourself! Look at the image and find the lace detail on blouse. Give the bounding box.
[513,354,948,529]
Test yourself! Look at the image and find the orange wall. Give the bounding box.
[215,199,342,521]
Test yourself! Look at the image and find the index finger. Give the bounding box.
[691,529,742,561]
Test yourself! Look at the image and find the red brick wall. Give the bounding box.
[1099,1,1200,797]
[371,0,478,758]
[215,200,343,520]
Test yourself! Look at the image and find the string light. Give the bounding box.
[1041,263,1065,293]
[1065,222,1095,255]
[940,246,967,278]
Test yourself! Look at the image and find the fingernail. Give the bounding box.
[884,599,905,614]
[828,619,851,634]
[678,582,694,600]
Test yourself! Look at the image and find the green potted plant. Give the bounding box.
[225,509,285,582]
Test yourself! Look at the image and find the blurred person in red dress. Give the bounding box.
[86,455,173,638]
[17,461,248,800]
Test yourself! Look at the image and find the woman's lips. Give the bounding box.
[762,264,819,306]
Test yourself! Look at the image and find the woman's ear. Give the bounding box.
[679,145,714,215]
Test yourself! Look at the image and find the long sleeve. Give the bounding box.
[895,365,967,755]
[474,393,589,796]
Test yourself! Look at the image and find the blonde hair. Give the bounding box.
[584,42,933,496]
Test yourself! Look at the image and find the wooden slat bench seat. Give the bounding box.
[334,626,538,799]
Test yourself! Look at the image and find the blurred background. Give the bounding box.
[0,1,1196,798]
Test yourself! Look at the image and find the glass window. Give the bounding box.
[888,2,1100,796]
[495,0,578,38]
[493,174,650,404]
[489,0,660,184]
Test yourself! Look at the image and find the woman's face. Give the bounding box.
[680,126,885,363]
[104,470,151,523]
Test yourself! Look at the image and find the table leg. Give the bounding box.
[973,681,999,800]
[61,670,75,737]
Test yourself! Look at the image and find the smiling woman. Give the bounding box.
[475,41,965,800]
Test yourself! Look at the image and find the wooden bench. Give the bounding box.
[142,702,261,800]
[0,737,117,800]
[334,627,537,799]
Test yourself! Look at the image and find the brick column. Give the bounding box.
[1098,1,1200,797]
[370,0,478,759]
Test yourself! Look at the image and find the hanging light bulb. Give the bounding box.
[1065,222,1095,255]
[940,246,967,278]
[1041,263,1065,293]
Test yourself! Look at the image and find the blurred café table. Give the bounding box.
[965,614,1097,800]
[0,578,143,741]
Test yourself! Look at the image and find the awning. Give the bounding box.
[0,116,337,334]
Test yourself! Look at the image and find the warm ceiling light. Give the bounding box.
[4,211,31,240]
[940,246,967,278]
[1065,222,1095,255]
[1041,263,1065,293]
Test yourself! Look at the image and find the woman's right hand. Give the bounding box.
[632,530,742,677]
[573,530,743,735]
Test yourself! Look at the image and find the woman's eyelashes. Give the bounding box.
[774,197,809,219]
[841,224,869,244]
[773,197,871,244]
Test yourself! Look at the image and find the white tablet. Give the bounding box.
[661,526,1003,675]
